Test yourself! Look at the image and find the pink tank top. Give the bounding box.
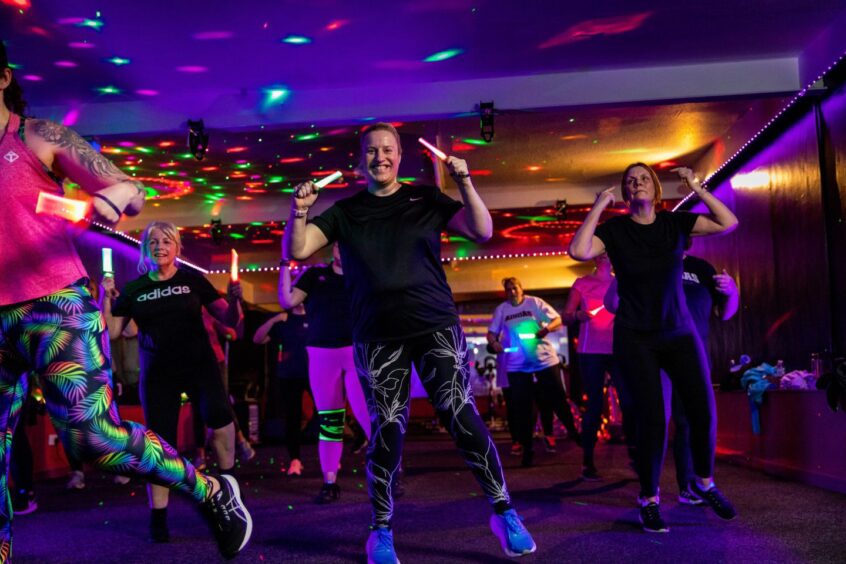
[0,113,87,306]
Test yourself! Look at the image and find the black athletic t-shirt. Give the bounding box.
[310,184,463,342]
[267,313,309,379]
[595,211,698,332]
[294,264,353,348]
[112,268,220,364]
[682,254,721,343]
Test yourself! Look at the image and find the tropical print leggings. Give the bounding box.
[354,324,512,527]
[0,280,211,557]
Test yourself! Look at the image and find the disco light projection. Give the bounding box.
[176,65,208,73]
[261,87,290,111]
[1,0,32,9]
[68,42,96,49]
[77,18,104,31]
[539,12,652,49]
[102,248,114,277]
[105,56,131,66]
[94,85,121,95]
[418,137,447,161]
[54,60,78,68]
[136,89,159,96]
[192,31,234,40]
[22,75,42,81]
[313,170,343,190]
[423,48,463,62]
[461,138,488,146]
[294,133,319,142]
[282,35,312,44]
[325,20,348,31]
[36,192,89,223]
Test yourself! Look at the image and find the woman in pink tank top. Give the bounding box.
[0,44,251,560]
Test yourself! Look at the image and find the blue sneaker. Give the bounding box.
[490,509,537,557]
[366,526,400,564]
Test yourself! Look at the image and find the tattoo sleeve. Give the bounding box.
[32,120,129,182]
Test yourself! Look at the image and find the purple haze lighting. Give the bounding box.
[176,65,208,73]
[192,31,234,40]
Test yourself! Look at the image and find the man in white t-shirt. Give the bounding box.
[487,277,579,467]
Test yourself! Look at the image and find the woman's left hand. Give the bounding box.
[227,280,243,302]
[714,269,737,296]
[447,156,471,183]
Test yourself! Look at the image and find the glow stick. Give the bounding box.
[417,137,447,161]
[35,192,89,223]
[503,346,519,353]
[589,305,605,316]
[518,333,536,340]
[230,249,239,282]
[313,170,343,190]
[102,248,114,277]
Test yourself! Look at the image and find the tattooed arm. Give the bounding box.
[28,119,145,222]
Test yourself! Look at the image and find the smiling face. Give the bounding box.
[503,279,524,305]
[361,128,402,189]
[146,227,179,269]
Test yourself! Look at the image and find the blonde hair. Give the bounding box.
[138,221,182,273]
[501,277,522,290]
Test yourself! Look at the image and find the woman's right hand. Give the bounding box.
[101,276,119,299]
[594,186,616,210]
[577,310,592,322]
[292,181,319,214]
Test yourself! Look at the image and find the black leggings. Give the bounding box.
[278,378,310,461]
[578,353,637,465]
[613,324,715,498]
[355,325,512,527]
[140,356,232,450]
[508,364,577,454]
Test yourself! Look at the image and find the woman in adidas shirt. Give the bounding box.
[104,220,243,543]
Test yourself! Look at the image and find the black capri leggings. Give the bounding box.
[613,324,715,498]
[140,355,233,449]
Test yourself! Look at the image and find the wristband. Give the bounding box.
[450,172,471,180]
[291,208,309,218]
[92,193,122,218]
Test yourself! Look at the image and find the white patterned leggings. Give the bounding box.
[354,324,512,527]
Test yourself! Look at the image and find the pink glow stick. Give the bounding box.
[417,137,447,161]
[230,249,239,282]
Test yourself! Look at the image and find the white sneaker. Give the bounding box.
[66,470,86,490]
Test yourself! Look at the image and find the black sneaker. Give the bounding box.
[581,465,602,481]
[201,474,253,558]
[690,482,737,520]
[678,487,705,506]
[149,508,170,543]
[639,502,669,533]
[316,482,340,504]
[12,490,37,516]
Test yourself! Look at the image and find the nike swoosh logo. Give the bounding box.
[409,197,423,202]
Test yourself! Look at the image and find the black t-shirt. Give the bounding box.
[595,211,698,332]
[294,264,353,348]
[682,254,721,343]
[112,269,220,364]
[267,313,309,379]
[310,184,463,342]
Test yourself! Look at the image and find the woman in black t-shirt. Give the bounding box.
[103,221,243,543]
[569,163,739,533]
[277,242,372,504]
[284,123,536,562]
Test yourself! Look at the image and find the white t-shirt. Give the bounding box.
[489,295,560,373]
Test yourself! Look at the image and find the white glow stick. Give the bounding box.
[102,248,114,277]
[589,305,605,316]
[417,137,447,161]
[230,249,239,282]
[313,170,343,190]
[503,346,519,353]
[35,192,89,223]
[518,333,536,340]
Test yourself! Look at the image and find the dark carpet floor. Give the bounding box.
[11,432,846,563]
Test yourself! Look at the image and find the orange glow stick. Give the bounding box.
[230,249,239,282]
[313,170,343,190]
[417,137,447,161]
[35,192,89,223]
